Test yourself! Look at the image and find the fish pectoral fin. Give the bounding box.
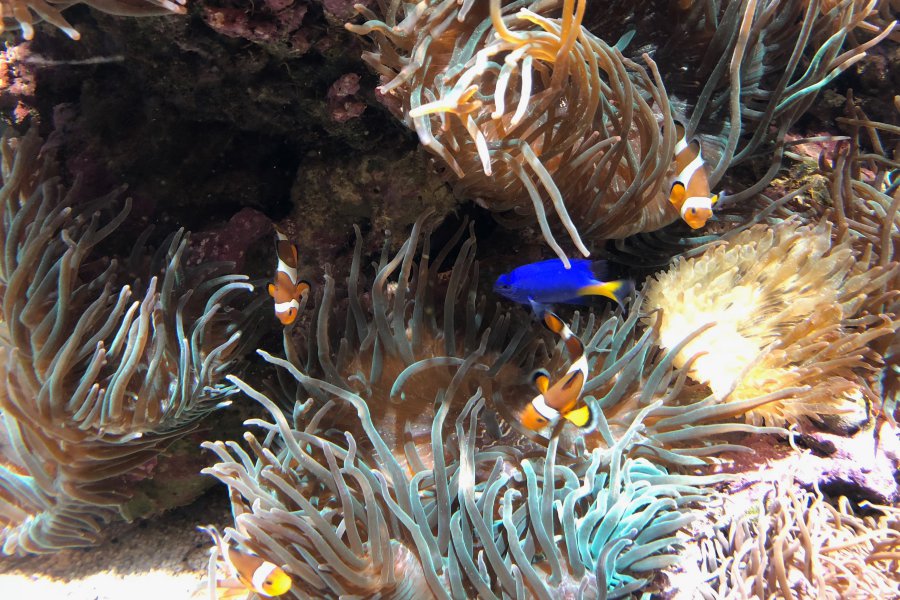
[296,280,311,297]
[563,405,591,427]
[531,369,550,394]
[711,193,720,206]
[669,182,686,208]
[267,283,276,298]
[528,297,549,317]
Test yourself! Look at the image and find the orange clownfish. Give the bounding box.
[520,311,594,432]
[669,124,720,229]
[199,526,292,598]
[267,229,310,326]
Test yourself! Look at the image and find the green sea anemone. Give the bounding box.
[199,214,737,598]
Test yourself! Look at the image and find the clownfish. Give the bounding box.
[494,258,632,315]
[198,526,292,598]
[669,123,720,229]
[520,311,594,431]
[267,229,310,326]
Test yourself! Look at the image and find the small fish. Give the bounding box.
[267,229,310,326]
[493,258,632,314]
[520,311,594,431]
[669,123,720,229]
[199,526,292,598]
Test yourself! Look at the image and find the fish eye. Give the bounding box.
[690,208,697,214]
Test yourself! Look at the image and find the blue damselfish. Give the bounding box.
[494,259,632,312]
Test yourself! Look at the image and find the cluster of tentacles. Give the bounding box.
[0,130,258,553]
[202,93,899,595]
[0,0,186,39]
[347,0,894,261]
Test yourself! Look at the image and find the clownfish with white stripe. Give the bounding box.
[519,311,594,431]
[198,526,292,598]
[267,228,310,326]
[669,123,720,229]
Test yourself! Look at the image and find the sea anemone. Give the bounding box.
[199,215,732,598]
[684,481,900,599]
[0,130,256,554]
[348,0,679,264]
[0,0,187,40]
[642,217,899,429]
[665,0,896,203]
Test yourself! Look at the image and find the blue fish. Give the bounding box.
[494,259,633,313]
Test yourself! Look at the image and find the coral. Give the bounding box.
[0,130,257,554]
[1,0,187,40]
[642,217,899,429]
[348,0,679,264]
[685,481,900,599]
[200,216,712,598]
[202,0,311,49]
[326,73,367,123]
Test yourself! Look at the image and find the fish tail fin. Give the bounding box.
[542,310,583,357]
[541,311,566,335]
[563,404,592,428]
[579,279,633,308]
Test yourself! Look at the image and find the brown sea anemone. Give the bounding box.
[0,0,186,40]
[0,130,257,553]
[682,481,900,599]
[642,218,899,429]
[348,0,679,264]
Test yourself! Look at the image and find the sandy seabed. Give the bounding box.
[0,489,232,600]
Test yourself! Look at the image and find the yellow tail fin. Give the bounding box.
[563,405,591,427]
[578,280,633,307]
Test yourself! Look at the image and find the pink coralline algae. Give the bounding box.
[321,0,372,21]
[188,207,271,269]
[203,0,309,48]
[326,73,365,123]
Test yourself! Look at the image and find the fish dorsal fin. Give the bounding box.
[560,369,584,392]
[531,369,550,394]
[669,182,687,208]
